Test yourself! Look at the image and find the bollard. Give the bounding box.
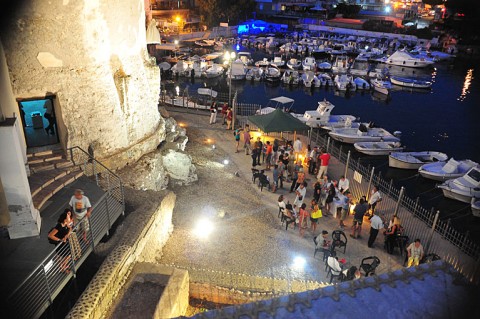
[425,210,440,253]
[367,167,375,199]
[393,186,405,217]
[344,151,351,178]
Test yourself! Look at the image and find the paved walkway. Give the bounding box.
[159,108,404,289]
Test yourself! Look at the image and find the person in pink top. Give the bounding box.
[317,147,331,180]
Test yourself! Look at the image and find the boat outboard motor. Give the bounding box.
[393,131,402,138]
[359,123,368,133]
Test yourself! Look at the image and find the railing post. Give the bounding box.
[388,179,393,197]
[68,239,77,278]
[367,167,375,199]
[443,218,451,239]
[41,262,54,308]
[339,144,343,160]
[88,217,95,251]
[413,197,420,218]
[326,136,330,152]
[344,150,351,178]
[462,231,470,252]
[69,147,75,165]
[93,160,99,186]
[393,186,405,217]
[425,210,440,253]
[105,195,111,236]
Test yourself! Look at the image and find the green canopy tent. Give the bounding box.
[247,108,309,134]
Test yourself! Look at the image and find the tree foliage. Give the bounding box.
[196,0,256,27]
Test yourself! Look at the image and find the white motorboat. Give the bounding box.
[438,166,480,203]
[158,62,171,71]
[334,74,355,91]
[371,78,392,95]
[228,60,247,80]
[281,70,300,86]
[171,60,190,77]
[287,58,301,70]
[238,51,254,65]
[302,57,316,71]
[354,142,404,156]
[205,64,224,78]
[318,73,333,86]
[378,50,435,68]
[390,76,432,89]
[329,124,401,144]
[354,77,370,90]
[265,66,281,82]
[195,39,216,47]
[388,151,449,170]
[291,99,357,130]
[472,198,480,218]
[313,74,321,87]
[418,158,478,181]
[332,56,349,73]
[255,58,270,68]
[302,71,315,88]
[271,55,285,68]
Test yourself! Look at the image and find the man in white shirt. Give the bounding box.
[293,182,307,209]
[338,175,350,194]
[293,137,302,160]
[69,189,92,239]
[308,146,318,175]
[368,186,382,215]
[367,211,384,248]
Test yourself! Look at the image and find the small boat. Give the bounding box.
[302,71,315,88]
[329,124,401,144]
[377,50,435,68]
[318,73,333,86]
[472,198,480,218]
[265,66,281,82]
[354,142,404,156]
[281,70,300,85]
[302,57,316,71]
[388,151,448,170]
[438,166,480,203]
[334,74,355,91]
[390,76,432,89]
[332,56,349,74]
[287,58,301,70]
[271,55,285,68]
[238,52,254,66]
[291,99,357,130]
[255,58,270,68]
[354,77,370,90]
[171,60,190,77]
[313,75,321,87]
[317,61,332,71]
[195,39,216,47]
[158,62,171,71]
[371,78,392,95]
[418,158,478,181]
[228,60,247,80]
[205,64,224,78]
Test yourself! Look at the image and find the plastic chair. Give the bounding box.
[326,256,344,283]
[359,256,380,277]
[331,230,348,254]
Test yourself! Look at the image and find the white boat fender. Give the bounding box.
[393,131,402,137]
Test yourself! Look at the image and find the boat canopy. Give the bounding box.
[266,96,295,111]
[197,88,218,97]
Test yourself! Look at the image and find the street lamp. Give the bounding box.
[174,39,179,58]
[224,51,236,128]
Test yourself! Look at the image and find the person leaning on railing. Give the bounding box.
[48,212,72,273]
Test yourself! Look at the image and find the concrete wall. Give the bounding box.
[66,191,176,319]
[1,0,164,168]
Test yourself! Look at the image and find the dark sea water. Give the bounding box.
[167,49,480,242]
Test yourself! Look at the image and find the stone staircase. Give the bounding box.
[27,149,83,211]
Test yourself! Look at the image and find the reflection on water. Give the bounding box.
[458,68,474,101]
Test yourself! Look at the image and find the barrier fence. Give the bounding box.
[6,147,125,319]
[308,129,480,283]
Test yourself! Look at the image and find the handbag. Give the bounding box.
[311,209,323,219]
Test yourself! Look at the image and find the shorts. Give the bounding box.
[352,218,363,226]
[235,137,240,141]
[266,153,272,163]
[340,208,348,221]
[310,217,319,223]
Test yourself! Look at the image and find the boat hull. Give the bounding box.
[389,156,424,169]
[439,187,475,204]
[418,170,464,182]
[329,134,394,144]
[472,201,480,217]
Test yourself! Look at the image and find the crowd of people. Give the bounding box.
[232,127,426,269]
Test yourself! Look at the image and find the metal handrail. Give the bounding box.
[6,146,126,318]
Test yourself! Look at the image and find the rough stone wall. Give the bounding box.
[66,191,176,319]
[2,0,163,168]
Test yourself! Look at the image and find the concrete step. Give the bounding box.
[32,168,84,211]
[29,158,74,174]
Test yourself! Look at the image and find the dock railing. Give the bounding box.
[308,129,480,284]
[6,147,125,319]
